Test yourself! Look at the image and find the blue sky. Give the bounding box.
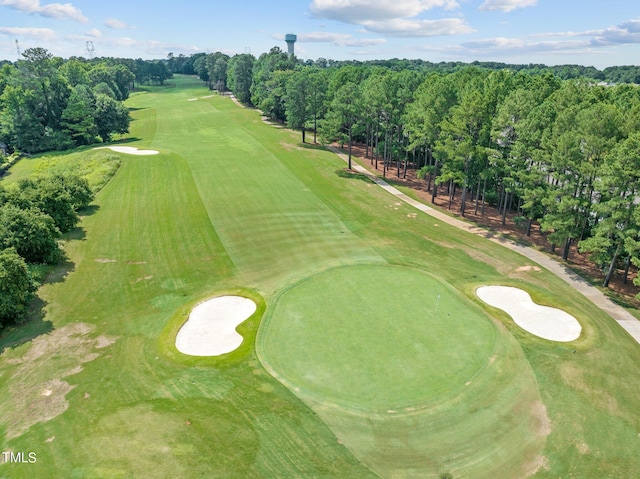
[0,0,639,68]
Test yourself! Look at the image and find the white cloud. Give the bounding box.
[98,36,200,56]
[461,36,590,54]
[85,28,101,38]
[309,0,470,38]
[104,17,133,30]
[590,19,640,46]
[310,0,459,23]
[362,17,474,37]
[0,26,57,41]
[0,0,88,22]
[478,0,537,12]
[298,31,386,47]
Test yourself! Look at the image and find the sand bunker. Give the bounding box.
[477,286,581,342]
[94,146,159,155]
[175,296,256,356]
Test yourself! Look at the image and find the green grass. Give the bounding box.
[261,264,499,410]
[1,75,640,478]
[2,149,121,193]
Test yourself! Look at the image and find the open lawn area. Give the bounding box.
[2,75,640,478]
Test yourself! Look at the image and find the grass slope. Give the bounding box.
[0,76,639,478]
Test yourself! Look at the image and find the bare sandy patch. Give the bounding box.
[515,265,541,272]
[187,98,198,101]
[94,146,159,155]
[1,323,118,439]
[95,258,117,263]
[175,296,256,356]
[477,286,581,342]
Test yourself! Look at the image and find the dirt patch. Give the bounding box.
[1,322,118,439]
[576,440,591,454]
[95,258,117,263]
[515,265,542,272]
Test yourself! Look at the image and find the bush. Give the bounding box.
[0,247,38,327]
[0,204,62,264]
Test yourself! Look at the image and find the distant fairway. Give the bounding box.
[261,264,497,409]
[2,76,640,479]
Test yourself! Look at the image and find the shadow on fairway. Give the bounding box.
[335,168,373,183]
[110,137,143,144]
[0,297,53,355]
[79,204,100,218]
[298,142,329,152]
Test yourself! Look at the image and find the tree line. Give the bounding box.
[0,172,94,327]
[194,48,640,293]
[0,48,180,155]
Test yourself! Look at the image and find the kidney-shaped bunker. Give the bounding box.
[477,286,581,342]
[176,296,257,356]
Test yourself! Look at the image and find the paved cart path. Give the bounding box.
[330,147,640,345]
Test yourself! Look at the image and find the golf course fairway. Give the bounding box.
[2,75,640,479]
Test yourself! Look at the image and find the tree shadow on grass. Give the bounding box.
[0,296,52,355]
[298,142,329,152]
[109,137,142,144]
[79,205,100,218]
[335,168,373,183]
[0,256,76,354]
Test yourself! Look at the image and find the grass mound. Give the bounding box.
[260,264,497,410]
[259,264,548,477]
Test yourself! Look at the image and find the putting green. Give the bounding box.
[260,264,497,410]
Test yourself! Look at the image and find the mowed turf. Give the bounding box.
[1,75,640,478]
[127,83,383,290]
[261,264,498,409]
[260,264,549,478]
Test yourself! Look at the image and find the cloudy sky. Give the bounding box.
[0,0,639,68]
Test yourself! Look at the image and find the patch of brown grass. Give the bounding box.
[1,323,117,439]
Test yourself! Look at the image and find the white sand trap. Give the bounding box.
[94,146,159,155]
[175,296,257,356]
[477,286,581,342]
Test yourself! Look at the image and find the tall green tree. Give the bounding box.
[322,82,362,169]
[0,247,38,327]
[285,67,316,142]
[580,133,640,287]
[61,85,97,146]
[94,94,130,142]
[227,54,255,104]
[0,204,61,264]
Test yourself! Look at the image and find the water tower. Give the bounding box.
[285,33,297,58]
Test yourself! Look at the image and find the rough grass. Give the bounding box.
[2,149,120,193]
[1,75,639,478]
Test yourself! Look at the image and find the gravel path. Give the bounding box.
[329,146,640,345]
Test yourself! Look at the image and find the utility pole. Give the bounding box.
[15,39,21,59]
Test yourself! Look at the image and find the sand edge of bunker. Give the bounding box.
[159,289,266,365]
[476,285,582,342]
[94,146,159,155]
[175,295,257,356]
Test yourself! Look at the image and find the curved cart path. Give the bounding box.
[330,146,640,345]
